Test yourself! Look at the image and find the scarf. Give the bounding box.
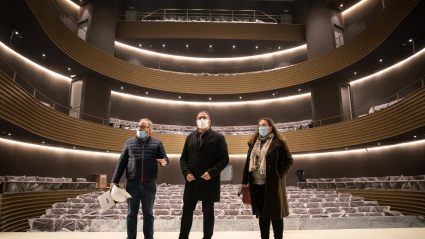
[249,133,275,175]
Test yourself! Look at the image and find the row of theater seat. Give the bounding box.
[149,16,272,24]
[110,119,312,135]
[27,184,404,232]
[0,176,96,193]
[297,175,425,191]
[358,98,403,118]
[154,64,291,77]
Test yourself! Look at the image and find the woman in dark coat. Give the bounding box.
[242,117,294,239]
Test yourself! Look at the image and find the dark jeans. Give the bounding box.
[179,200,214,239]
[126,180,157,239]
[253,184,284,239]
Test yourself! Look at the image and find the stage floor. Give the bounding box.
[1,228,425,239]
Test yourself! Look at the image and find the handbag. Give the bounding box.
[238,185,251,205]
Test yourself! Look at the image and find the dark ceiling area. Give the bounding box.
[0,0,423,103]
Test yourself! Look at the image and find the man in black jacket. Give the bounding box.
[111,118,169,239]
[179,111,229,239]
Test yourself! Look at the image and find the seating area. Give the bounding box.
[1,176,96,194]
[154,65,292,77]
[152,17,273,24]
[359,98,404,118]
[297,175,425,191]
[26,184,405,232]
[109,119,312,135]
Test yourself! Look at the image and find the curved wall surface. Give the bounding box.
[110,92,312,126]
[115,21,306,41]
[0,41,70,112]
[114,42,307,72]
[26,0,420,94]
[351,48,425,116]
[1,138,424,187]
[1,69,425,155]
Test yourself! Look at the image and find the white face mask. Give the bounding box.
[197,119,209,129]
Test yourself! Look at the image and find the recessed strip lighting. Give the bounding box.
[351,47,425,84]
[1,136,424,158]
[67,0,80,8]
[342,0,366,14]
[112,91,311,106]
[115,41,307,62]
[0,41,71,82]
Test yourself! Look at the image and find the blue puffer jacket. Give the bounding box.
[111,136,169,183]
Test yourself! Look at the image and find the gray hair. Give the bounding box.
[139,118,153,129]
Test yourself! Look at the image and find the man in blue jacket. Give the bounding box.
[111,118,169,239]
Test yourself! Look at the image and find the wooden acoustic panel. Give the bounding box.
[115,21,306,41]
[1,70,425,155]
[26,0,420,94]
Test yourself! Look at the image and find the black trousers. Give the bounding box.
[179,200,214,239]
[253,184,284,239]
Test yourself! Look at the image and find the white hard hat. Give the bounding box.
[111,185,132,202]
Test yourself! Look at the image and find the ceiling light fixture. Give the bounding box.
[139,44,141,46]
[279,47,281,49]
[121,87,123,89]
[71,75,76,77]
[73,147,76,148]
[380,59,382,62]
[146,92,148,94]
[256,46,258,49]
[209,45,212,48]
[340,4,343,7]
[68,68,71,70]
[414,136,417,138]
[209,98,212,100]
[179,96,181,98]
[409,39,413,42]
[233,45,235,48]
[163,44,165,47]
[239,97,242,99]
[42,54,45,56]
[15,32,19,35]
[8,133,11,135]
[186,45,188,47]
[354,72,357,74]
[298,89,301,91]
[42,142,45,144]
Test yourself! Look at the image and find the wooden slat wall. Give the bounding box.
[337,190,425,217]
[1,70,425,154]
[115,21,306,41]
[0,190,102,232]
[25,0,419,94]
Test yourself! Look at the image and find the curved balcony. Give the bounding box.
[26,0,420,94]
[1,67,425,154]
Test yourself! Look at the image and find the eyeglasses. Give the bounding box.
[137,125,149,130]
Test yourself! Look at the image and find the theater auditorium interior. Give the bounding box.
[0,0,425,238]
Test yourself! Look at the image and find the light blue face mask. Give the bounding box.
[137,130,147,139]
[259,126,269,137]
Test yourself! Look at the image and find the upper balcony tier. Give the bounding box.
[25,0,421,94]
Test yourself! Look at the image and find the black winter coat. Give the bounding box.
[180,129,229,202]
[111,136,168,183]
[242,137,294,219]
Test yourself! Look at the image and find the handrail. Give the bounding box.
[52,0,390,74]
[1,53,424,130]
[125,8,281,23]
